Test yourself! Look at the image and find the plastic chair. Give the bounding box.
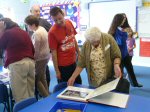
[0,82,10,112]
[13,97,37,112]
[53,82,67,93]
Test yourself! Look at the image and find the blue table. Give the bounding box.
[20,87,150,112]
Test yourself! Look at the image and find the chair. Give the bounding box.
[0,82,10,112]
[53,82,67,93]
[13,97,37,112]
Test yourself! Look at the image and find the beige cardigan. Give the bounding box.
[78,33,121,87]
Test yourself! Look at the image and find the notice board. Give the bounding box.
[140,38,150,57]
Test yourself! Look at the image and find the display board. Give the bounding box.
[89,0,136,33]
[40,2,80,29]
[140,38,150,57]
[138,8,150,37]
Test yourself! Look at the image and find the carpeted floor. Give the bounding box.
[128,66,150,97]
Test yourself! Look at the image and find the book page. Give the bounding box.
[0,71,10,84]
[87,78,120,99]
[88,92,129,108]
[57,86,94,102]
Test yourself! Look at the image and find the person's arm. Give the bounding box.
[114,58,121,65]
[108,34,122,78]
[51,49,61,79]
[128,38,136,52]
[132,38,136,49]
[114,58,122,78]
[0,21,7,48]
[68,66,83,86]
[0,21,5,40]
[33,34,40,60]
[75,40,80,60]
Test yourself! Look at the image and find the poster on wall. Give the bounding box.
[140,38,150,57]
[40,2,80,30]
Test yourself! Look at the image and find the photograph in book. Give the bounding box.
[62,90,89,98]
[57,86,94,102]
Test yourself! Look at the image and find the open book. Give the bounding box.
[57,78,129,108]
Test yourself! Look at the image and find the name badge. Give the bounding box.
[105,44,110,51]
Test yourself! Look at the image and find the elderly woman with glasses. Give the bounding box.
[68,27,130,93]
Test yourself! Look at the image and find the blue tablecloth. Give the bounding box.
[20,86,150,112]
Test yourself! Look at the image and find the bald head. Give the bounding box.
[30,5,40,18]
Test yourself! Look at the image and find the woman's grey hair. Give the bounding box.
[84,27,102,42]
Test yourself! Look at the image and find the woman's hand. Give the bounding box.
[114,64,122,78]
[67,76,76,86]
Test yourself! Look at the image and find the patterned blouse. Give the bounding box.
[90,44,106,86]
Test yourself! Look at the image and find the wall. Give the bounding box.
[0,0,30,24]
[29,0,150,67]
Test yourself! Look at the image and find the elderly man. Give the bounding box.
[68,27,130,93]
[30,4,52,90]
[30,5,51,32]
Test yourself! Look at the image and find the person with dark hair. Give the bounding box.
[0,18,35,102]
[25,15,50,97]
[108,13,142,87]
[48,7,81,84]
[30,5,52,89]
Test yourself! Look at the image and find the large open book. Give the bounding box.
[57,78,129,108]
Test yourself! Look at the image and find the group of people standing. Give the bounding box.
[0,5,142,103]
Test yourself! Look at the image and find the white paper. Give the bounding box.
[88,92,129,108]
[87,78,120,99]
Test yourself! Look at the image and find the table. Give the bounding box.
[20,87,150,112]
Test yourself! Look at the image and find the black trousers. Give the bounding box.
[121,55,138,86]
[46,65,50,87]
[58,62,82,84]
